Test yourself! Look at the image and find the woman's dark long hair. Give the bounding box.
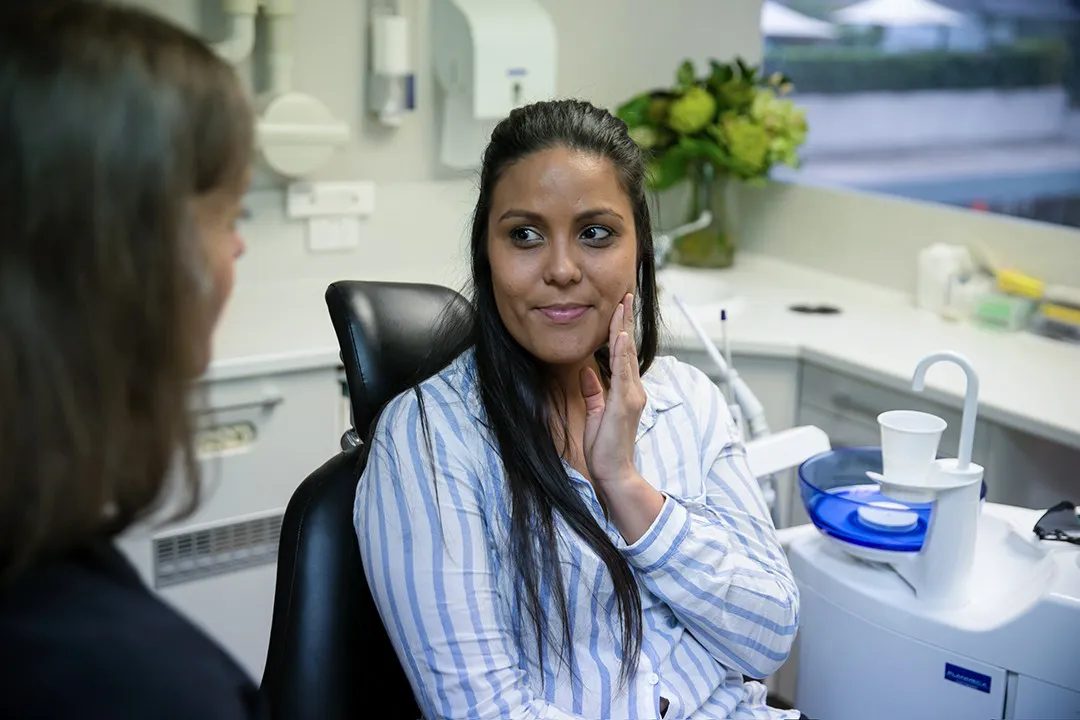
[408,99,662,685]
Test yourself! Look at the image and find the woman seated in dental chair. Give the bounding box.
[354,99,807,720]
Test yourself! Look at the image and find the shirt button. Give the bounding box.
[648,673,660,685]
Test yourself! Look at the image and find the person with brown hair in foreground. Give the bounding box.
[0,2,265,717]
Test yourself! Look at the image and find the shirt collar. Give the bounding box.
[637,365,684,440]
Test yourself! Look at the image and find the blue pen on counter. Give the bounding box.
[720,309,732,401]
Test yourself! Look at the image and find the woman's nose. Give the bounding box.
[232,230,246,259]
[542,237,581,286]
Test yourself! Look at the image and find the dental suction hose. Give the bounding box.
[671,294,770,440]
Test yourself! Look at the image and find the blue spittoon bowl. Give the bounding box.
[797,446,986,553]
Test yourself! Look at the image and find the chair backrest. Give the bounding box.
[261,280,472,720]
[327,280,473,438]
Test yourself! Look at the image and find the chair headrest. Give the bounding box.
[325,280,472,438]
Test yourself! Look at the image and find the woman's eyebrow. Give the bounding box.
[497,207,624,223]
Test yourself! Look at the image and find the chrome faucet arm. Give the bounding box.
[654,209,713,269]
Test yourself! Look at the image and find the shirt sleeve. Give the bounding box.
[354,389,589,720]
[620,363,800,680]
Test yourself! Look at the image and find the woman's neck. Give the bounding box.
[546,356,603,473]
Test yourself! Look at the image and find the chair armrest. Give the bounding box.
[745,426,831,480]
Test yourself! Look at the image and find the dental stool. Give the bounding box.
[260,280,471,720]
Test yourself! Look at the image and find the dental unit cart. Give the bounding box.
[784,351,1080,720]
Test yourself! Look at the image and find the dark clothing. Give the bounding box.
[0,539,268,719]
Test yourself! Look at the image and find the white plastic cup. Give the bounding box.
[878,410,947,486]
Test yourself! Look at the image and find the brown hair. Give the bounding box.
[0,1,255,579]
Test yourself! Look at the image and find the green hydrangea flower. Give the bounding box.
[716,78,755,110]
[618,56,808,186]
[716,113,770,174]
[629,126,659,149]
[667,86,717,135]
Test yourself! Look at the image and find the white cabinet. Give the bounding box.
[116,364,345,681]
[981,423,1080,511]
[665,349,800,429]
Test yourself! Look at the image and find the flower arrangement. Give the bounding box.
[617,58,808,267]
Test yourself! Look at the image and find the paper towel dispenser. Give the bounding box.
[432,0,557,169]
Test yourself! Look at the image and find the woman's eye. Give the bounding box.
[510,227,542,245]
[581,225,613,244]
[229,206,248,232]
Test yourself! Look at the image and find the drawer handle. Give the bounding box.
[832,393,883,421]
[200,392,285,415]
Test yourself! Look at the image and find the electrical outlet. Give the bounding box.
[307,216,361,253]
[287,181,375,219]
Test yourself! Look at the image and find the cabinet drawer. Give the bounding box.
[799,362,992,464]
[116,366,344,680]
[665,349,800,431]
[185,367,343,526]
[118,366,343,538]
[797,363,997,495]
[797,404,880,450]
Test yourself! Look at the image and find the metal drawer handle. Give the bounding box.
[199,392,285,415]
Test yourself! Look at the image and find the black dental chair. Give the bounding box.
[260,280,472,720]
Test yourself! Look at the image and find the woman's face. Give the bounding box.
[487,146,638,369]
[190,171,249,372]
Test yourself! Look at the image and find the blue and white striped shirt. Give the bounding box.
[354,349,801,720]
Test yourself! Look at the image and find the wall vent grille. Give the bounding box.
[153,513,282,589]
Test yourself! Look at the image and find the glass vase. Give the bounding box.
[670,165,736,269]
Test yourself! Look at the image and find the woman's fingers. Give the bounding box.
[623,293,636,364]
[619,331,633,379]
[579,365,605,416]
[609,300,626,377]
[608,299,624,374]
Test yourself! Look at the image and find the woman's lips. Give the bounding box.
[538,304,589,324]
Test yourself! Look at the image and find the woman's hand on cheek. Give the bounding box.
[580,293,647,487]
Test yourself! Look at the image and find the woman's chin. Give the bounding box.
[187,337,213,379]
[530,341,603,369]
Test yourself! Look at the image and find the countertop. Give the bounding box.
[206,254,1080,451]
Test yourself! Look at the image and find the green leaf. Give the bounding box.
[615,93,652,129]
[709,60,734,87]
[647,145,693,191]
[679,134,765,180]
[734,56,762,86]
[676,136,725,165]
[676,60,696,91]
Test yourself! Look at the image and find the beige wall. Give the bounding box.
[141,0,1079,297]
[735,182,1080,291]
[147,0,764,182]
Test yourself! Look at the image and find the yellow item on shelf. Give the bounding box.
[996,268,1044,300]
[1041,302,1080,327]
[995,268,1080,308]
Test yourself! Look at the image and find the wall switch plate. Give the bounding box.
[307,216,361,252]
[287,181,375,219]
